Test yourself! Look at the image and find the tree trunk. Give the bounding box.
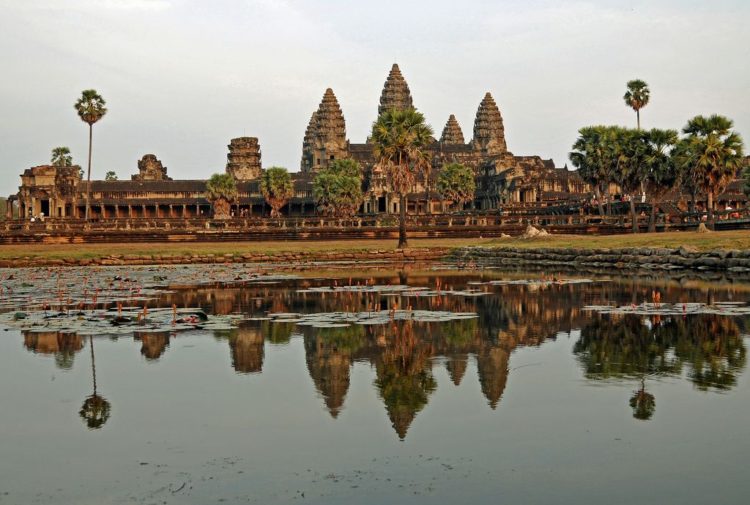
[89,335,97,396]
[630,198,638,233]
[707,192,715,230]
[398,194,408,249]
[85,123,93,221]
[594,186,605,216]
[648,201,657,233]
[636,109,641,130]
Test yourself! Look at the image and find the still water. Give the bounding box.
[1,268,749,504]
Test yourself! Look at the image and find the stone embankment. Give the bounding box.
[0,248,449,269]
[452,246,750,273]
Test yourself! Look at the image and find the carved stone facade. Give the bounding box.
[132,154,171,181]
[226,137,262,180]
[14,63,602,220]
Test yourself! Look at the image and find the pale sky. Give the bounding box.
[1,0,748,196]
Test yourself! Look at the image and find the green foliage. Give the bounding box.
[104,171,118,181]
[260,166,294,217]
[370,108,434,196]
[437,162,476,208]
[675,115,744,226]
[370,108,434,247]
[623,79,650,128]
[74,89,107,125]
[51,146,73,167]
[313,159,364,217]
[79,394,111,429]
[205,173,238,202]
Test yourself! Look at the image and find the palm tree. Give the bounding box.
[312,159,364,219]
[74,90,107,220]
[676,115,744,229]
[79,335,111,429]
[642,128,679,232]
[623,79,650,130]
[50,146,73,167]
[370,108,434,248]
[570,126,615,216]
[205,173,238,219]
[260,167,294,218]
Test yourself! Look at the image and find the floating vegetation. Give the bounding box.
[267,310,478,328]
[468,278,603,287]
[0,306,243,336]
[297,284,489,298]
[583,302,750,317]
[0,264,299,313]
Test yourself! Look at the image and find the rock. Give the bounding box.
[696,223,712,233]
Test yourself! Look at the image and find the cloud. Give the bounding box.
[2,0,172,11]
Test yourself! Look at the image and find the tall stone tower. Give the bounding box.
[378,63,414,116]
[300,112,318,173]
[471,92,507,156]
[226,137,262,180]
[300,88,348,172]
[440,114,466,145]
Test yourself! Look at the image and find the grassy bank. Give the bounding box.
[0,237,492,261]
[0,230,745,261]
[486,230,750,252]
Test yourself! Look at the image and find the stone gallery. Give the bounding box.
[13,64,588,220]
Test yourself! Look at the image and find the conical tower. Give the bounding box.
[472,92,507,156]
[378,63,414,116]
[476,346,509,410]
[445,354,468,385]
[440,114,465,145]
[306,88,348,171]
[300,111,318,172]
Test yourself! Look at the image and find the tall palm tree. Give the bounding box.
[74,90,107,220]
[623,79,650,130]
[50,146,73,167]
[371,108,433,248]
[676,115,744,229]
[570,125,616,216]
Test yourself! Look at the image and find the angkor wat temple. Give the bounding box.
[12,64,588,220]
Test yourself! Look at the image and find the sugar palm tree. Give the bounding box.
[74,89,107,220]
[50,146,73,167]
[623,79,650,130]
[206,173,238,219]
[260,167,294,218]
[676,115,744,229]
[371,108,434,248]
[570,125,615,216]
[642,128,679,231]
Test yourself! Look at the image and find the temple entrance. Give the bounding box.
[40,199,50,218]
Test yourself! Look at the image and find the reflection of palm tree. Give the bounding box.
[375,322,436,439]
[629,377,655,421]
[79,336,111,429]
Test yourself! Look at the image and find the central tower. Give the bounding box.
[378,63,414,116]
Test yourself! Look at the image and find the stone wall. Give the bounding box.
[452,246,750,274]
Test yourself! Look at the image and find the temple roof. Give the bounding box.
[378,63,414,116]
[440,114,465,145]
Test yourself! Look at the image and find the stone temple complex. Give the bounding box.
[11,64,613,220]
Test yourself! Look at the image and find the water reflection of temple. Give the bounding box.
[16,274,750,437]
[23,330,84,369]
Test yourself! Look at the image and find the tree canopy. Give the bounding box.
[74,89,107,126]
[261,166,294,218]
[437,162,475,209]
[312,159,364,218]
[623,79,650,129]
[206,173,238,202]
[51,146,73,167]
[104,171,118,181]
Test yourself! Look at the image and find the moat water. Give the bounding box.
[1,267,749,504]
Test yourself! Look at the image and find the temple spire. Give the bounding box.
[472,92,507,155]
[301,88,348,171]
[440,114,465,145]
[378,63,414,116]
[300,111,318,172]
